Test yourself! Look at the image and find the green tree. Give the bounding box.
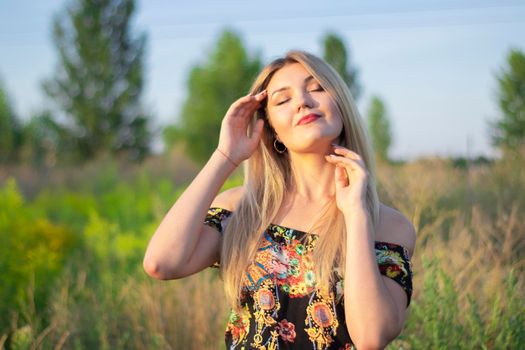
[0,79,23,163]
[164,29,262,164]
[43,0,151,161]
[367,96,393,163]
[321,32,361,101]
[20,110,75,166]
[490,48,525,157]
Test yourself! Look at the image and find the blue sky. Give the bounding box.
[1,0,524,160]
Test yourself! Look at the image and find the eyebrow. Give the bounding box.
[270,75,316,98]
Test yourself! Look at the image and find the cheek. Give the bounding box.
[328,105,345,135]
[327,101,343,125]
[266,110,290,133]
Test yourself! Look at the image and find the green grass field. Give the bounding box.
[1,153,524,349]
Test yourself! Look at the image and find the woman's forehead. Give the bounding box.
[267,63,315,94]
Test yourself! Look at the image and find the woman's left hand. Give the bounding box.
[325,145,369,214]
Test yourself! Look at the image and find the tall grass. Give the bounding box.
[382,156,525,349]
[1,154,523,349]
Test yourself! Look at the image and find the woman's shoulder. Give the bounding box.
[210,185,245,212]
[375,203,416,258]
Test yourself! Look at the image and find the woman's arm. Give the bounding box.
[325,145,415,349]
[342,204,415,350]
[143,150,237,279]
[143,91,267,280]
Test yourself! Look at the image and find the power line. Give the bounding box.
[0,4,524,46]
[146,3,525,29]
[147,18,524,42]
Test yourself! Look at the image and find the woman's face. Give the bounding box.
[265,63,343,153]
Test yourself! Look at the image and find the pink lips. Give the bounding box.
[297,113,321,125]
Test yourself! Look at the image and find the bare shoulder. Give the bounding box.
[210,185,245,212]
[375,203,416,258]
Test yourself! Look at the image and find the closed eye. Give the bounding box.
[274,85,323,106]
[309,85,324,92]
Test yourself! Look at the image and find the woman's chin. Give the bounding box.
[291,140,336,154]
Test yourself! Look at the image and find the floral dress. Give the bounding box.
[204,207,413,350]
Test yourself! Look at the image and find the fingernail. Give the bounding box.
[255,91,267,100]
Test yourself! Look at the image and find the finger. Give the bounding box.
[232,95,256,107]
[333,147,361,159]
[330,150,366,168]
[230,91,265,110]
[232,104,250,119]
[325,155,366,175]
[250,118,264,141]
[229,94,266,118]
[243,91,267,106]
[325,154,360,167]
[240,101,264,119]
[227,103,257,121]
[254,90,267,101]
[334,165,349,189]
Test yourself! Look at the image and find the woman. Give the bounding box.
[143,51,416,350]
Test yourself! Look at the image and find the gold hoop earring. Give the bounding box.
[273,139,287,154]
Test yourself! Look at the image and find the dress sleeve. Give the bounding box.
[204,207,233,235]
[375,242,414,307]
[204,207,233,268]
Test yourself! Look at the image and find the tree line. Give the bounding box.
[1,0,524,166]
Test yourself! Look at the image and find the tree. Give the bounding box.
[43,0,151,161]
[20,110,75,166]
[164,29,262,164]
[321,32,362,101]
[490,48,525,157]
[367,96,393,163]
[0,79,22,163]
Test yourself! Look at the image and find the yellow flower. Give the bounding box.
[386,267,400,278]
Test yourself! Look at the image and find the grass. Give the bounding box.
[1,153,523,349]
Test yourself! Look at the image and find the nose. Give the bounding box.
[294,90,313,112]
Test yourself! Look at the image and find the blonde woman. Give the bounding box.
[143,51,415,350]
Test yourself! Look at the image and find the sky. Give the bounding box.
[1,0,524,160]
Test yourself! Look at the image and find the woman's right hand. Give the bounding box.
[217,90,267,165]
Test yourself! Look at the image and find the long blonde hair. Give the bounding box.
[220,50,380,310]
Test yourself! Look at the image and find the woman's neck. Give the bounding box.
[287,150,336,202]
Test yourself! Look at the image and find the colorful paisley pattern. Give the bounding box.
[204,207,413,349]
